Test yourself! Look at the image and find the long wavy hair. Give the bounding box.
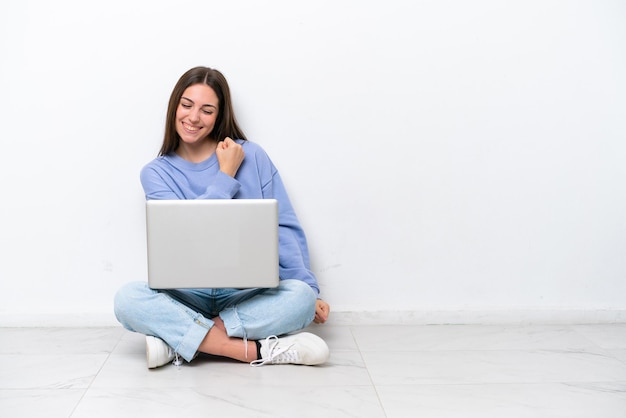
[158,67,247,156]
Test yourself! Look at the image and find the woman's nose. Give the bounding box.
[188,108,200,122]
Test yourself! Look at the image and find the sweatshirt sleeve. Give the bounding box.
[263,167,320,296]
[140,162,241,200]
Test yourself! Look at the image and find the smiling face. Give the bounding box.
[175,83,220,147]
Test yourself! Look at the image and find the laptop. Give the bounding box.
[146,199,279,289]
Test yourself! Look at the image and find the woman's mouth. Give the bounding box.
[182,122,201,134]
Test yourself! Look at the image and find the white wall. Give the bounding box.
[1,0,625,326]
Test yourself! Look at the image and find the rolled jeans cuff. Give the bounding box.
[175,314,213,362]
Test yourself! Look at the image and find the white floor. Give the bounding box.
[1,323,626,417]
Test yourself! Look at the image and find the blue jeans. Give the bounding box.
[114,280,317,361]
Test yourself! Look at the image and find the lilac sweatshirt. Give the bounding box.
[139,139,319,295]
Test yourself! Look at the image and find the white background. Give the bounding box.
[1,0,625,325]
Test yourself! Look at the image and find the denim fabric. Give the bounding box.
[114,280,316,361]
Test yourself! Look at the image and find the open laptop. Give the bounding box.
[146,199,279,289]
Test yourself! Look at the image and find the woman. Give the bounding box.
[114,67,330,368]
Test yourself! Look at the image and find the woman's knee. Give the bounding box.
[280,279,317,320]
[113,281,152,324]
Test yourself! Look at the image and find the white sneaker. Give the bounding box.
[146,335,177,369]
[251,332,329,367]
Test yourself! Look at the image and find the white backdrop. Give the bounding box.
[1,0,625,325]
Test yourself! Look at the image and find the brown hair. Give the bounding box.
[159,67,247,156]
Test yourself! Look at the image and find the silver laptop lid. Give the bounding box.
[146,199,279,289]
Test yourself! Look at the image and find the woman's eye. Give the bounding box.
[180,103,191,108]
[202,110,214,115]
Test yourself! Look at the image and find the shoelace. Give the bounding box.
[172,350,182,366]
[160,343,181,367]
[250,335,299,367]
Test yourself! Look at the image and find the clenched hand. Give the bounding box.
[216,137,245,177]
